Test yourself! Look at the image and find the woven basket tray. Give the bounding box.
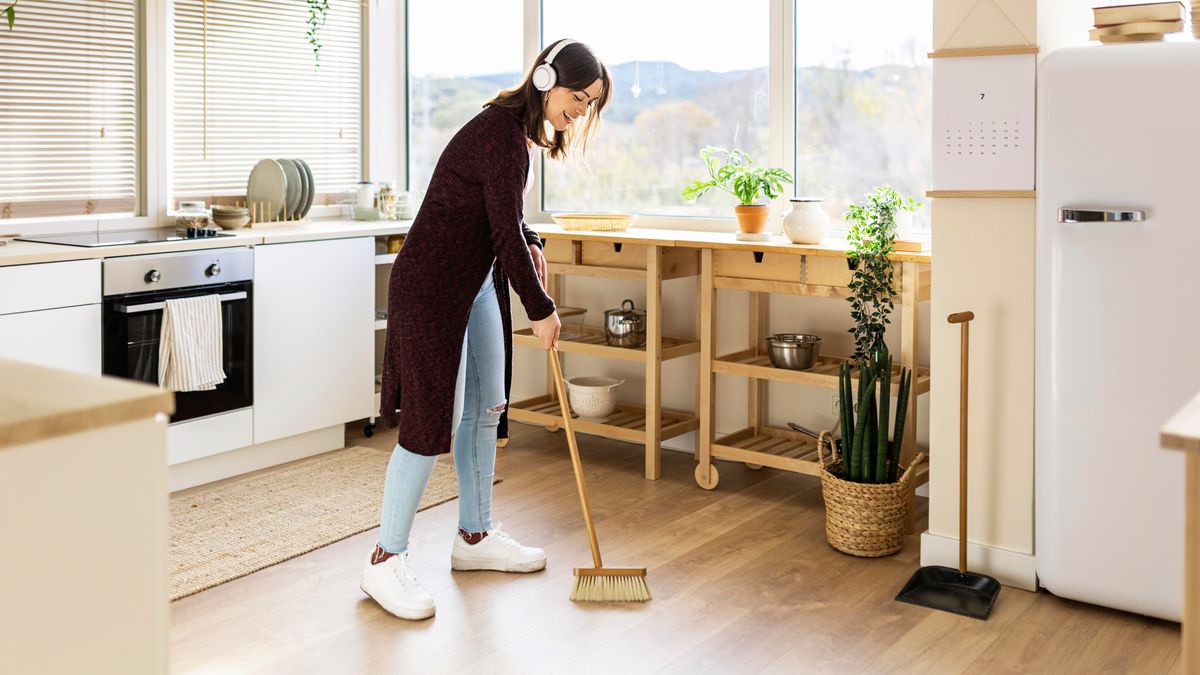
[817,431,926,558]
[551,213,638,232]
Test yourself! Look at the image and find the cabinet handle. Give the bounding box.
[1057,208,1145,223]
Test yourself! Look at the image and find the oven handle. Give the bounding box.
[114,291,247,314]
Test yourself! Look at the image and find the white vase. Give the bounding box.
[782,198,831,244]
[893,210,914,241]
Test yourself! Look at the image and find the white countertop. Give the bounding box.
[0,219,413,267]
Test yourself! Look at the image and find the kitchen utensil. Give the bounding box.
[296,159,315,218]
[564,376,625,418]
[548,348,650,603]
[246,159,287,222]
[276,159,303,218]
[765,334,822,370]
[291,159,310,219]
[604,299,646,348]
[787,421,842,452]
[551,213,638,232]
[557,306,587,340]
[896,311,1000,620]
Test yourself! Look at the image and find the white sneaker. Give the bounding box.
[360,549,436,620]
[450,523,547,573]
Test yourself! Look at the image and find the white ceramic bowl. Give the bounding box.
[565,376,624,418]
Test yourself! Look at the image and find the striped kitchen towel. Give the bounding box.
[159,294,226,392]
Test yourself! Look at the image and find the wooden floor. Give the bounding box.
[170,422,1181,674]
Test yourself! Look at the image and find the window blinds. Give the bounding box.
[0,0,139,220]
[172,0,361,207]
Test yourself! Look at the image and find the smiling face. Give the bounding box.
[543,79,605,133]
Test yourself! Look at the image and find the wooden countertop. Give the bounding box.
[1163,390,1200,452]
[0,219,412,267]
[0,359,175,450]
[529,224,932,263]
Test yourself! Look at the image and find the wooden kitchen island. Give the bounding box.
[523,225,931,490]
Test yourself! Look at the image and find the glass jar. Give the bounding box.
[176,201,211,231]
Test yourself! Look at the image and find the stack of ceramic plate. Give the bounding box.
[246,158,315,223]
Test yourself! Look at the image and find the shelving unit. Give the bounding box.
[675,236,932,495]
[367,232,406,437]
[507,229,701,480]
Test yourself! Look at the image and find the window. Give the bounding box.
[0,0,139,220]
[172,0,361,209]
[541,0,770,217]
[406,0,522,197]
[794,1,932,231]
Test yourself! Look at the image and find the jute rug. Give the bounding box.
[169,445,497,601]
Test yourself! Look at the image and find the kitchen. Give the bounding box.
[1,0,1197,673]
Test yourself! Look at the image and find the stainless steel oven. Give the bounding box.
[102,248,253,423]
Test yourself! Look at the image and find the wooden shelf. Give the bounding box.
[927,46,1039,59]
[925,190,1035,199]
[711,425,930,485]
[712,349,931,395]
[509,395,698,444]
[375,253,398,265]
[512,326,698,362]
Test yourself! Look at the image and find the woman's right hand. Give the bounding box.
[531,311,560,350]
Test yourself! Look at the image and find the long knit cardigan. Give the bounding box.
[379,105,556,456]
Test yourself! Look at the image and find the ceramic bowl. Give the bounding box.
[565,376,625,418]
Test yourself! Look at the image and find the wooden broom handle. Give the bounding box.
[949,311,973,573]
[549,348,604,569]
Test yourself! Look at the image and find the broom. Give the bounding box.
[548,347,651,602]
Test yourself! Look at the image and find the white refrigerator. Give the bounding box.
[1036,42,1200,622]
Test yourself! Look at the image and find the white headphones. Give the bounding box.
[532,39,575,92]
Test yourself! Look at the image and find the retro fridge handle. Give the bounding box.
[1057,208,1145,223]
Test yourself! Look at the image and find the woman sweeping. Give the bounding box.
[366,39,611,620]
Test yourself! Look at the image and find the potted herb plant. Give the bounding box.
[844,186,920,363]
[681,146,793,237]
[818,344,925,557]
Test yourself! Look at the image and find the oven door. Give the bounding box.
[103,282,253,423]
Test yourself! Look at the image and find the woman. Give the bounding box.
[367,39,611,621]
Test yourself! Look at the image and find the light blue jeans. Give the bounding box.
[377,272,505,554]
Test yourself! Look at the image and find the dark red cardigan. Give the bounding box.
[379,105,555,456]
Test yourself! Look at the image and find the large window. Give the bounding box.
[406,0,523,198]
[541,0,770,217]
[794,1,932,231]
[0,0,139,220]
[172,0,361,208]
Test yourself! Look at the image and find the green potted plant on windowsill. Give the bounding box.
[681,146,793,238]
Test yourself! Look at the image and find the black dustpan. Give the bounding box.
[897,311,1000,621]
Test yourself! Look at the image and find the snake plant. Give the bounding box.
[836,344,913,484]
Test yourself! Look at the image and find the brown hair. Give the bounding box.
[487,39,612,160]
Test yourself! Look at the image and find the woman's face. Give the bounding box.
[544,79,605,132]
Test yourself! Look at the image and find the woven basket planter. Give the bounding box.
[817,431,927,558]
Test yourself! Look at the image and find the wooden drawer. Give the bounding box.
[713,250,803,282]
[543,238,575,264]
[581,241,647,269]
[804,256,854,287]
[0,259,101,315]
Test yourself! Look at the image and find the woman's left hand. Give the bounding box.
[530,244,547,290]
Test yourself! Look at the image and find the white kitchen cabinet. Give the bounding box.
[0,304,102,376]
[253,237,374,444]
[0,259,101,376]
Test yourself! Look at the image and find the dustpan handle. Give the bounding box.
[549,348,604,569]
[949,311,974,574]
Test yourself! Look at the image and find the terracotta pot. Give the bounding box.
[734,204,769,234]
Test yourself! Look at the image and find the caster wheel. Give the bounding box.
[544,424,560,433]
[695,463,719,490]
[744,463,764,470]
[496,437,509,448]
[363,423,375,438]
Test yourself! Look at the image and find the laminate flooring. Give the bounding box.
[169,422,1181,674]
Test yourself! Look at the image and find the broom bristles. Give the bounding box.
[570,571,652,602]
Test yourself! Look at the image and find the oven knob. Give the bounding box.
[145,269,161,284]
[206,262,222,278]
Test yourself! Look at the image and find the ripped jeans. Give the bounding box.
[377,271,505,553]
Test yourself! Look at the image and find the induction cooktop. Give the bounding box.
[17,227,235,248]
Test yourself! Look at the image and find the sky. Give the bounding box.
[408,0,933,78]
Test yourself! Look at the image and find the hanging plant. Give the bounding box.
[4,1,17,30]
[305,0,330,65]
[844,186,920,364]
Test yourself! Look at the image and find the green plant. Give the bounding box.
[844,186,920,362]
[680,146,793,206]
[4,1,17,30]
[305,0,330,65]
[837,344,912,484]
